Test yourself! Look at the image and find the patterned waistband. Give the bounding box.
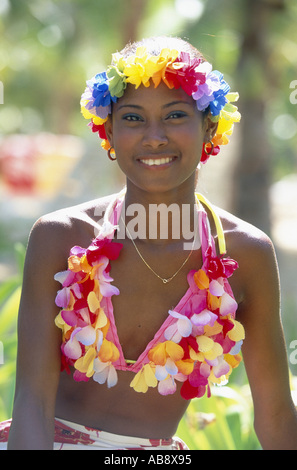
[54,418,188,450]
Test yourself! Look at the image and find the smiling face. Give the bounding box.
[105,82,214,197]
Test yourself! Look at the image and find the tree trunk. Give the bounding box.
[121,0,148,46]
[232,0,286,235]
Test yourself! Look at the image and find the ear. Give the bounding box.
[203,114,218,142]
[104,116,114,148]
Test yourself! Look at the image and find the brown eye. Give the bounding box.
[123,114,143,122]
[166,111,187,120]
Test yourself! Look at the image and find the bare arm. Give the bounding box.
[8,217,67,449]
[234,232,297,449]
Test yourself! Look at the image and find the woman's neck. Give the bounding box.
[120,180,198,245]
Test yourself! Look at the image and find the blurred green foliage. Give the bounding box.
[177,385,261,450]
[0,243,24,421]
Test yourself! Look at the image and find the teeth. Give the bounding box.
[140,157,174,166]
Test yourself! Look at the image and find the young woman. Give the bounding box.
[1,36,297,450]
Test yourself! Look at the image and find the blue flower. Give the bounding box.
[209,71,230,116]
[91,72,117,108]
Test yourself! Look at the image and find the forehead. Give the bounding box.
[113,82,196,110]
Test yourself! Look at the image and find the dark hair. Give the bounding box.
[119,36,206,62]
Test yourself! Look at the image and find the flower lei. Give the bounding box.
[54,198,245,400]
[80,47,241,163]
[130,246,244,399]
[54,220,123,387]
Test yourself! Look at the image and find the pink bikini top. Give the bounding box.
[54,192,245,400]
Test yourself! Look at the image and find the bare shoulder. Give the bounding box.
[215,205,276,260]
[30,194,116,242]
[26,193,118,273]
[213,205,279,304]
[33,192,116,235]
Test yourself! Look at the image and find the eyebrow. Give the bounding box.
[117,100,193,111]
[163,100,194,109]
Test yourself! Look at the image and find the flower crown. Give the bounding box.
[80,47,241,163]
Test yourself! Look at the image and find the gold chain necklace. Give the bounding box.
[120,216,198,284]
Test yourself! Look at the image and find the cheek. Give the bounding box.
[180,124,204,154]
[111,122,137,155]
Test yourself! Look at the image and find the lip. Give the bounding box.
[137,155,178,169]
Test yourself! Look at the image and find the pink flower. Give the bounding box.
[93,358,118,388]
[55,287,71,309]
[91,256,120,297]
[164,310,193,342]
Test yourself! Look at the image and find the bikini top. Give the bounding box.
[54,191,245,400]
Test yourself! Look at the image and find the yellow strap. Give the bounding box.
[195,193,226,255]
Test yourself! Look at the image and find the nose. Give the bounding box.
[142,121,169,149]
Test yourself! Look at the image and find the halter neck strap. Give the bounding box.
[195,193,226,255]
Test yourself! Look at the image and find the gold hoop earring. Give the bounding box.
[203,141,214,156]
[107,147,116,161]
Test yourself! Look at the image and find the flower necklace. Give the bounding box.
[121,215,198,284]
[54,192,245,400]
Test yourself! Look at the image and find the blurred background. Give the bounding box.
[0,0,296,449]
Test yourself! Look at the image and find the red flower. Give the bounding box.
[165,53,205,96]
[200,143,220,164]
[180,380,207,400]
[86,239,123,266]
[90,120,108,140]
[204,246,238,280]
[78,277,95,298]
[179,336,199,359]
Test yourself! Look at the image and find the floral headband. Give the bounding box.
[80,47,241,163]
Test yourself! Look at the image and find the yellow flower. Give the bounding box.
[54,311,72,337]
[216,116,234,137]
[124,47,169,89]
[194,269,209,290]
[94,308,108,330]
[148,340,184,366]
[68,254,92,274]
[80,104,94,120]
[130,363,158,393]
[190,335,223,362]
[224,353,242,369]
[227,319,245,342]
[74,347,97,378]
[87,290,100,313]
[151,48,179,88]
[209,368,231,385]
[101,139,110,151]
[111,52,126,73]
[203,321,223,337]
[175,359,194,376]
[207,291,222,311]
[98,338,120,363]
[212,94,241,148]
